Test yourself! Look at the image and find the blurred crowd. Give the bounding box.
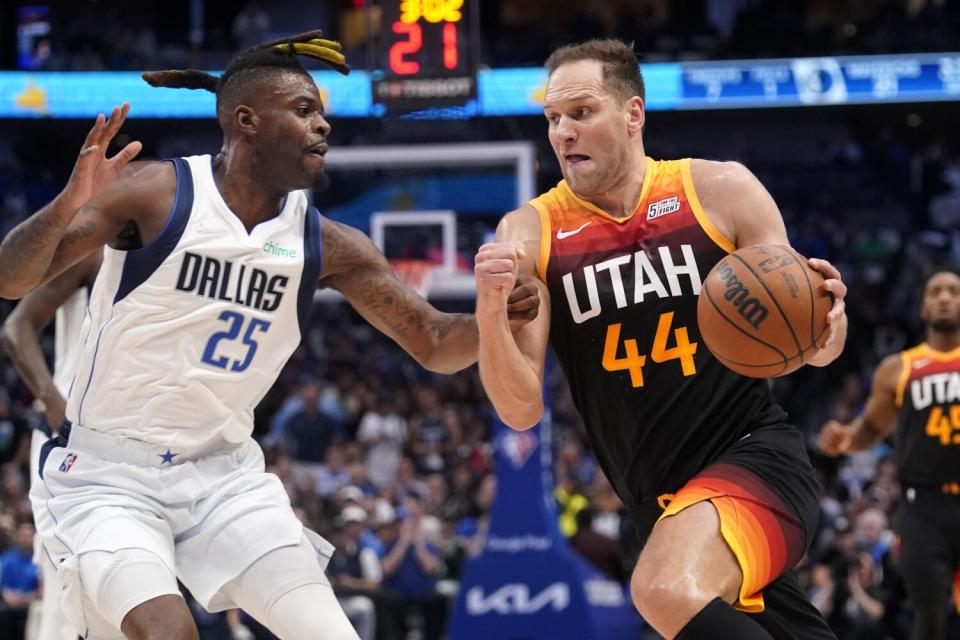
[1,0,960,635]
[0,110,959,637]
[9,0,960,72]
[0,130,960,640]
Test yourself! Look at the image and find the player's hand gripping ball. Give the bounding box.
[697,244,831,377]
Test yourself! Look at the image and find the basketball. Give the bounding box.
[697,244,832,378]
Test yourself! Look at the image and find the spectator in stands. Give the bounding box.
[356,393,407,488]
[441,517,479,582]
[408,388,461,474]
[554,470,588,538]
[570,508,628,584]
[328,505,381,640]
[443,464,479,521]
[314,443,352,497]
[0,390,29,469]
[377,496,446,640]
[280,379,345,464]
[840,552,888,640]
[0,521,38,638]
[393,456,428,502]
[587,470,625,542]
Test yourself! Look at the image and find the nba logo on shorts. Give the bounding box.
[496,431,538,469]
[59,452,79,473]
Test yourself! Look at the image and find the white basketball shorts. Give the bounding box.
[30,423,334,634]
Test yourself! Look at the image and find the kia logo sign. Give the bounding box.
[466,582,570,615]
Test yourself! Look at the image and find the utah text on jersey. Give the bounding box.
[912,372,960,446]
[911,372,960,410]
[562,244,701,324]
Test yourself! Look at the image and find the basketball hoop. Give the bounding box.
[390,259,435,298]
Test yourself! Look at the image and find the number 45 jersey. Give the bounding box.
[894,343,960,487]
[66,156,322,450]
[533,158,789,508]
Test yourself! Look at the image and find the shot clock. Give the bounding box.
[372,0,479,113]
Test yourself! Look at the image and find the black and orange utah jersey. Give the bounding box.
[532,158,788,508]
[894,344,960,487]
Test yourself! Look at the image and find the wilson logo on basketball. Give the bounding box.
[715,260,769,329]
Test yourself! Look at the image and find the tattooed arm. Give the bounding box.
[319,219,481,373]
[0,105,143,299]
[0,160,172,300]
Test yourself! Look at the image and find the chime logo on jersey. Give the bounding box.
[562,244,702,324]
[59,452,78,473]
[646,196,681,220]
[911,372,960,410]
[263,240,298,259]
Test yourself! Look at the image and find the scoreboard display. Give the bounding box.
[372,0,478,112]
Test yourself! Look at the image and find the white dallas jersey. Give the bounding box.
[32,275,87,416]
[65,155,322,450]
[54,286,88,397]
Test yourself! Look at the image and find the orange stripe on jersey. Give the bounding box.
[913,343,960,362]
[555,157,660,225]
[657,463,804,614]
[528,157,734,286]
[955,568,960,614]
[900,343,960,405]
[896,351,912,408]
[531,198,553,282]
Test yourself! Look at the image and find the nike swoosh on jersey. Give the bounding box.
[913,358,931,369]
[556,222,592,240]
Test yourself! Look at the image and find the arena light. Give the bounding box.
[1,52,958,119]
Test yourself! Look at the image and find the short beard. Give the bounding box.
[565,147,627,198]
[313,170,330,193]
[930,318,960,332]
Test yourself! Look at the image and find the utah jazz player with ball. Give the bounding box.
[475,39,846,639]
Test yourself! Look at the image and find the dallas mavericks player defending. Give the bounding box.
[2,251,101,640]
[0,32,537,640]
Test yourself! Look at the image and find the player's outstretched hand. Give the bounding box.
[808,258,847,349]
[817,419,852,457]
[62,103,143,211]
[475,242,526,312]
[506,273,540,332]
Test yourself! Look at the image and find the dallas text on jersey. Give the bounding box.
[174,251,288,312]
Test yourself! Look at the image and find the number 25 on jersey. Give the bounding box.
[202,310,271,373]
[602,312,697,387]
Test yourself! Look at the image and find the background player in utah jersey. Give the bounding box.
[0,33,537,640]
[819,269,960,640]
[475,40,847,640]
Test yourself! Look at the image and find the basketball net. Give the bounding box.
[389,259,435,298]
